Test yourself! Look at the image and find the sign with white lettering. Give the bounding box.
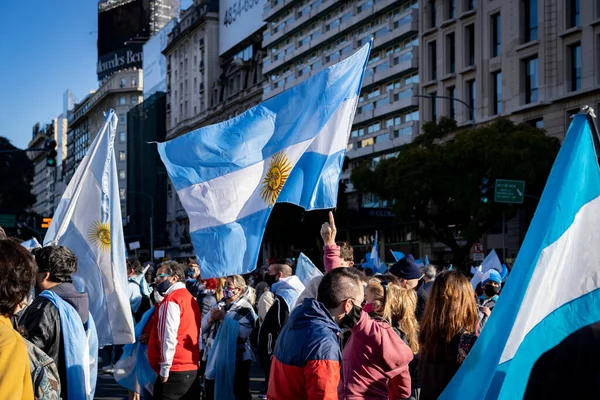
[219,0,267,55]
[97,44,144,81]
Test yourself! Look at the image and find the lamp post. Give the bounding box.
[129,191,154,262]
[414,94,475,127]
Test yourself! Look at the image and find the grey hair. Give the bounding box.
[424,265,437,279]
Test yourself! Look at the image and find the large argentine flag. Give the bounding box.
[44,111,135,345]
[158,44,370,278]
[440,112,600,399]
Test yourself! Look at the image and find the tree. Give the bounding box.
[351,117,561,265]
[0,137,36,216]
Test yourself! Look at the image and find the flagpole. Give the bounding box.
[49,111,115,245]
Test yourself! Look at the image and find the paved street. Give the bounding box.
[94,361,266,399]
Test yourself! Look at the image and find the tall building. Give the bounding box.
[28,120,58,218]
[419,0,597,139]
[419,0,597,259]
[262,0,420,257]
[66,70,144,224]
[163,0,266,258]
[97,0,180,84]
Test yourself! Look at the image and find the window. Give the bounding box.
[448,0,456,19]
[466,80,476,119]
[447,86,456,120]
[119,96,127,105]
[491,13,501,57]
[466,24,475,66]
[430,0,437,28]
[567,0,579,29]
[132,78,137,87]
[524,57,539,103]
[120,188,126,200]
[429,41,437,80]
[120,78,126,88]
[431,92,438,122]
[467,0,475,11]
[524,0,538,42]
[119,132,126,143]
[569,43,581,91]
[119,151,126,161]
[132,96,138,105]
[119,114,126,124]
[119,170,126,180]
[528,118,544,129]
[446,33,455,74]
[492,71,502,115]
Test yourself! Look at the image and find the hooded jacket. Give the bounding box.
[338,311,413,400]
[19,282,89,400]
[267,298,342,400]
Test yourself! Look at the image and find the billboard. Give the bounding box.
[97,0,148,81]
[219,0,267,55]
[143,19,176,99]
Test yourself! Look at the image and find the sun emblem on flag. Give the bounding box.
[261,151,292,206]
[88,221,111,252]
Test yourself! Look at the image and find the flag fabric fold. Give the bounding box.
[44,110,135,345]
[295,253,323,286]
[158,44,371,278]
[441,113,600,399]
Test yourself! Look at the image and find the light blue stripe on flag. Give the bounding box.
[440,113,600,399]
[158,44,371,278]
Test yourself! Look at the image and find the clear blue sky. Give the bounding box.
[0,0,98,149]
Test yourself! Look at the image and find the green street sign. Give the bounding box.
[495,179,525,204]
[0,214,16,228]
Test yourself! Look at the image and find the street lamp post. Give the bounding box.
[414,94,475,127]
[129,191,154,262]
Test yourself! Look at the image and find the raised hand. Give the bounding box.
[320,211,337,246]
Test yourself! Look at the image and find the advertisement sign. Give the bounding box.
[97,45,144,81]
[219,0,267,55]
[143,19,176,99]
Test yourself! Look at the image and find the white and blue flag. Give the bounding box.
[441,112,600,399]
[44,110,135,346]
[158,44,370,278]
[295,253,323,287]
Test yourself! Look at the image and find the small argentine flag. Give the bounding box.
[158,44,370,278]
[440,110,600,399]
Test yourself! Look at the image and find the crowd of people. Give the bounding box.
[0,212,504,400]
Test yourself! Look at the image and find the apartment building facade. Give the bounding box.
[419,0,598,139]
[28,121,58,218]
[66,69,144,223]
[261,0,421,258]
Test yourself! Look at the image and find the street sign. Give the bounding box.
[472,242,484,253]
[0,214,16,228]
[494,179,525,204]
[473,253,485,261]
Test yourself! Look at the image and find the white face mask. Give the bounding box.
[153,291,164,303]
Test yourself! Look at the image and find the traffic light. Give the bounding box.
[480,177,493,204]
[45,139,57,167]
[41,218,52,229]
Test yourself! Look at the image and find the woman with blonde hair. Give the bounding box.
[418,270,478,400]
[339,275,414,400]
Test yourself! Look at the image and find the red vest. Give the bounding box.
[148,287,201,372]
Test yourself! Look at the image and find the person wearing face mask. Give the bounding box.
[339,276,415,400]
[202,275,257,400]
[147,262,201,400]
[185,262,202,298]
[267,267,364,400]
[477,269,502,332]
[258,260,305,394]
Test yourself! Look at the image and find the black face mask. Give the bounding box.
[264,273,278,288]
[156,279,173,296]
[484,284,500,297]
[339,304,363,330]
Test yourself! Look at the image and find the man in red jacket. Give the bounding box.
[148,262,201,400]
